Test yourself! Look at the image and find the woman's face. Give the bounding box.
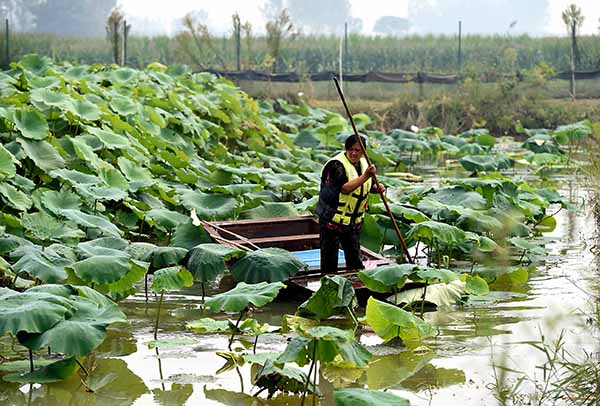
[346,143,363,165]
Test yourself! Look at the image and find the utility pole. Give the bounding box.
[457,20,462,73]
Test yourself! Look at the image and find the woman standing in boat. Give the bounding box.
[315,134,385,273]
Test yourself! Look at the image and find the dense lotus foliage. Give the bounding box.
[0,55,589,398]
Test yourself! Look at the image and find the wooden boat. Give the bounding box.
[204,215,393,301]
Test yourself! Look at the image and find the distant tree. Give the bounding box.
[562,3,584,98]
[30,0,116,37]
[373,16,411,36]
[286,0,351,34]
[265,9,298,72]
[261,0,285,22]
[347,17,363,33]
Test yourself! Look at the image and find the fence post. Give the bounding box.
[123,20,129,66]
[457,20,462,73]
[344,22,349,74]
[236,18,241,71]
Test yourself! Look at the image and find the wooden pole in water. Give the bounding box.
[333,77,413,264]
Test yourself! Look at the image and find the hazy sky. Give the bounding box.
[117,0,600,36]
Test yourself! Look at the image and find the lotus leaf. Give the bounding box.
[459,154,514,172]
[389,280,466,308]
[230,248,305,284]
[407,220,467,247]
[50,168,99,184]
[61,209,122,237]
[22,211,85,242]
[0,182,32,211]
[11,246,71,283]
[465,274,490,295]
[3,357,78,384]
[187,317,230,333]
[68,255,130,285]
[365,297,436,342]
[77,237,129,258]
[0,288,74,336]
[358,264,419,293]
[17,138,65,172]
[180,190,239,220]
[0,145,18,178]
[40,190,81,214]
[18,54,51,75]
[184,243,244,282]
[427,186,487,209]
[170,221,212,249]
[240,201,299,219]
[205,281,284,313]
[87,127,130,149]
[335,388,409,406]
[151,266,193,293]
[12,109,49,140]
[144,246,188,269]
[64,99,101,121]
[296,275,355,320]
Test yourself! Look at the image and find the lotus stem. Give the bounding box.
[201,283,206,302]
[155,347,165,391]
[153,290,164,341]
[312,352,318,406]
[144,274,149,302]
[420,284,428,318]
[28,349,33,373]
[228,310,244,350]
[235,366,244,393]
[301,343,317,406]
[346,306,359,332]
[253,336,258,354]
[75,359,89,377]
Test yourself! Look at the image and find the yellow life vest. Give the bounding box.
[324,151,372,226]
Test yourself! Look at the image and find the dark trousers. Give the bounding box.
[320,222,364,273]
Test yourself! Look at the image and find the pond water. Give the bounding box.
[1,175,597,406]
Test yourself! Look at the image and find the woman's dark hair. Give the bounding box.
[344,134,367,150]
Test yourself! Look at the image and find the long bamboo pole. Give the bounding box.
[333,77,413,264]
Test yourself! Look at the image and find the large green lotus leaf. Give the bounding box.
[40,190,81,215]
[414,267,460,284]
[103,259,148,301]
[407,220,467,247]
[459,154,514,172]
[365,297,436,342]
[144,209,189,231]
[87,126,130,149]
[459,143,485,155]
[264,173,309,192]
[98,166,129,190]
[17,54,51,75]
[184,243,245,282]
[126,242,157,260]
[63,98,101,121]
[388,280,466,307]
[230,248,305,284]
[0,234,33,256]
[0,289,74,336]
[9,174,35,193]
[17,138,65,172]
[180,190,239,220]
[22,211,85,242]
[25,73,61,89]
[12,109,49,140]
[29,88,71,107]
[427,186,487,209]
[358,264,419,293]
[251,359,310,396]
[465,274,490,296]
[187,317,230,333]
[74,184,128,203]
[117,157,155,188]
[335,388,409,406]
[455,208,504,234]
[60,209,123,237]
[110,94,139,116]
[110,68,138,83]
[0,182,32,211]
[145,246,188,269]
[3,357,78,384]
[151,266,193,293]
[68,255,130,285]
[77,237,129,258]
[296,275,355,320]
[554,120,592,143]
[205,281,285,313]
[239,201,299,219]
[396,137,431,152]
[0,145,18,179]
[11,247,71,283]
[302,326,372,367]
[49,168,99,185]
[70,136,104,170]
[380,204,429,223]
[169,219,212,249]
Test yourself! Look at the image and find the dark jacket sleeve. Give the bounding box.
[315,161,346,222]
